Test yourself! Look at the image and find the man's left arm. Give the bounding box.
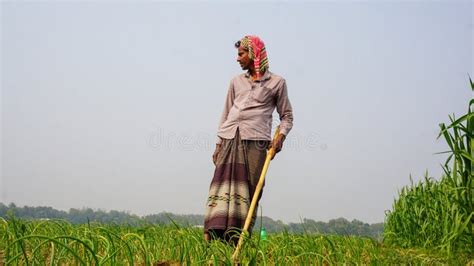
[270,78,294,159]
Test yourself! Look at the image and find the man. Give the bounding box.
[203,35,294,244]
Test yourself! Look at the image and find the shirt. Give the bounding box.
[216,71,294,144]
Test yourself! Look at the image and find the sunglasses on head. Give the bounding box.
[234,40,241,48]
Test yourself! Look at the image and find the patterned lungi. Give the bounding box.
[204,128,269,241]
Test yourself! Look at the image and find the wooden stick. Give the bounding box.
[231,126,280,263]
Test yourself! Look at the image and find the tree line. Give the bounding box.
[0,203,383,239]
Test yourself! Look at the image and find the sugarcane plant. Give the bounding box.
[384,77,474,255]
[437,76,474,251]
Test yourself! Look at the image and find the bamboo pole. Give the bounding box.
[232,126,280,263]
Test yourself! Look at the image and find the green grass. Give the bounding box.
[384,78,474,256]
[1,217,471,265]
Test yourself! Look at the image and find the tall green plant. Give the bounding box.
[438,76,473,250]
[384,78,474,255]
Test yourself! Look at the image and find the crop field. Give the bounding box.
[1,76,473,266]
[1,217,472,265]
[2,82,473,265]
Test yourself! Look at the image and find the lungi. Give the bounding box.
[204,128,270,242]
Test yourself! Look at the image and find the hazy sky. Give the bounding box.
[2,1,472,224]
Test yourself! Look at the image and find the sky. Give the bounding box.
[1,1,472,224]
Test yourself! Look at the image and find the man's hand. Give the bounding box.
[212,144,222,165]
[268,133,286,160]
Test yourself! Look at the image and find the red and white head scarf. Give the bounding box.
[236,35,269,79]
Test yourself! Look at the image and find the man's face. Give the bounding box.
[237,46,253,70]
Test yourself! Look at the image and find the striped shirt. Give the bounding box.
[216,71,294,144]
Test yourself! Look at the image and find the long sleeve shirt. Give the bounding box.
[216,70,294,144]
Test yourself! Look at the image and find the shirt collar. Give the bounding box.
[244,70,272,82]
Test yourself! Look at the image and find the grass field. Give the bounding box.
[1,217,472,265]
[2,83,472,265]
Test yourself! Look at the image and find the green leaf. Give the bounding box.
[460,150,474,163]
[438,123,455,152]
[438,113,474,136]
[469,74,473,91]
[434,150,453,155]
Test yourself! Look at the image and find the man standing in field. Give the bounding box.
[203,35,294,244]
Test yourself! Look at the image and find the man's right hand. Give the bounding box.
[212,144,222,165]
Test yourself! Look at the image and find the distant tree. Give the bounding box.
[0,203,384,238]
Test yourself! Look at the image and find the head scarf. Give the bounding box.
[236,35,269,79]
